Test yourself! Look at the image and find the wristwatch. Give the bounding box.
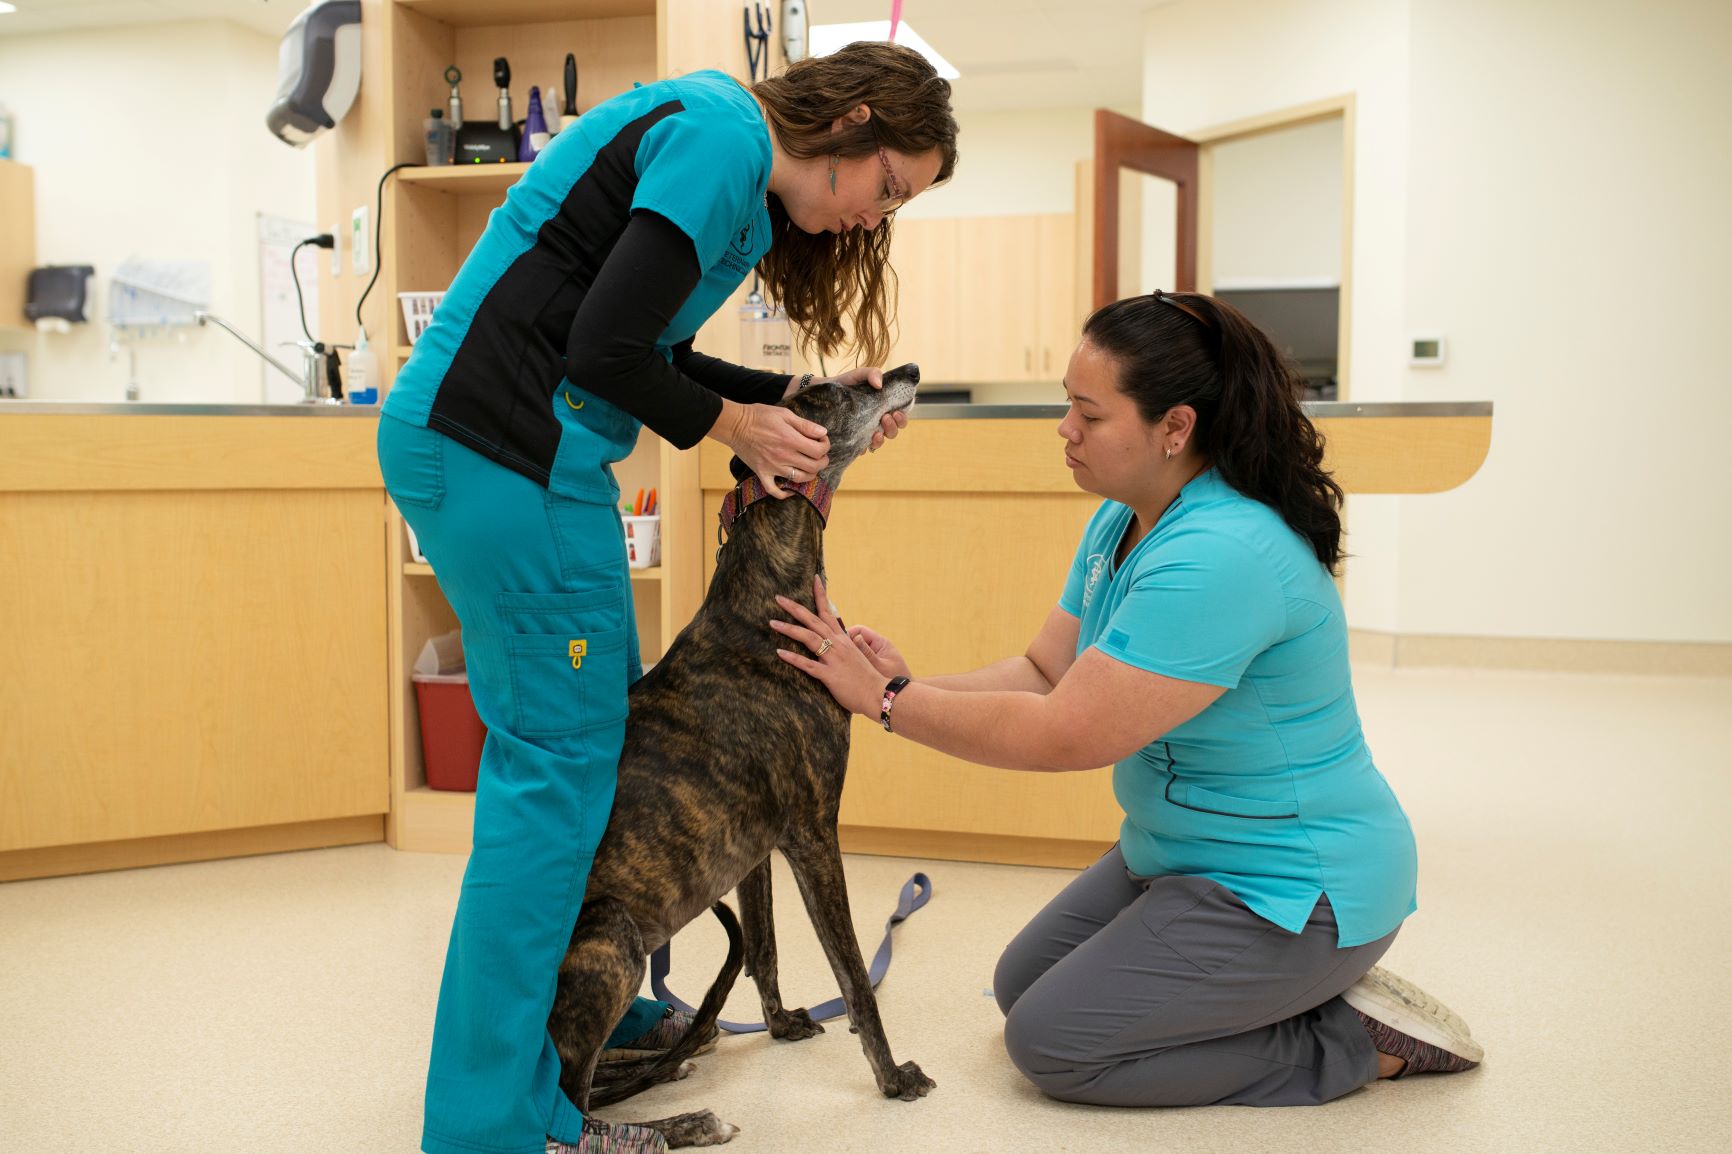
[879,676,912,733]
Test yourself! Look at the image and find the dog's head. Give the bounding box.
[729,363,920,487]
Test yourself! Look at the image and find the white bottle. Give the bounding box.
[347,326,379,403]
[543,86,563,135]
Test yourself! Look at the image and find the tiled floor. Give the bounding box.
[3,664,1728,1153]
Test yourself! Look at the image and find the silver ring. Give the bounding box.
[817,638,833,656]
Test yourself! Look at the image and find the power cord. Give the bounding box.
[290,233,336,343]
[356,162,417,331]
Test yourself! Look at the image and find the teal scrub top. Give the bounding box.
[383,70,772,504]
[1059,468,1418,947]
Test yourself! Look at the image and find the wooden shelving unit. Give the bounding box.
[320,0,750,853]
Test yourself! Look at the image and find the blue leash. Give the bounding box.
[650,872,933,1034]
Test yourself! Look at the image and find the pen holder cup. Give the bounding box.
[622,514,661,569]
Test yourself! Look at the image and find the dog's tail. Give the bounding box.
[588,900,744,1108]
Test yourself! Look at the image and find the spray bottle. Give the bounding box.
[347,326,379,404]
[520,85,549,161]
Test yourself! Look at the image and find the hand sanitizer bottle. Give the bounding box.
[424,108,454,165]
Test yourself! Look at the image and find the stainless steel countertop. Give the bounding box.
[909,401,1492,420]
[0,400,380,416]
[1,399,1491,419]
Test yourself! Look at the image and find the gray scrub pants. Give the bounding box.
[993,845,1396,1107]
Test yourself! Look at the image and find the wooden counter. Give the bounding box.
[0,409,390,881]
[701,402,1493,868]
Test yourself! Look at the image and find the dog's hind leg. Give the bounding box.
[736,856,823,1041]
[781,835,936,1102]
[549,898,656,1112]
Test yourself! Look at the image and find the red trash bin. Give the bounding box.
[413,671,487,792]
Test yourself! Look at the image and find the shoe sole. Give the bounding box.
[1342,966,1485,1063]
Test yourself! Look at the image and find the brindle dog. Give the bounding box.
[549,366,932,1148]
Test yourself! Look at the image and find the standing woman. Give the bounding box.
[377,43,957,1154]
[774,292,1483,1108]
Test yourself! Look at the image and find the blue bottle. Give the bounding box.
[519,85,549,162]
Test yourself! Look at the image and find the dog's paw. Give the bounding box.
[767,1006,825,1041]
[640,1108,739,1148]
[671,1059,698,1082]
[881,1060,936,1102]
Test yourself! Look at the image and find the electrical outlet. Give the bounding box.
[351,206,369,276]
[329,222,342,276]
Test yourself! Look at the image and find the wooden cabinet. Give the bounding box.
[883,217,960,382]
[956,215,1041,381]
[0,159,34,329]
[0,415,389,881]
[884,212,1082,387]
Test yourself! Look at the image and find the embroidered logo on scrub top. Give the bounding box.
[1082,553,1107,609]
[721,212,763,276]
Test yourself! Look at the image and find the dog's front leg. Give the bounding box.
[737,856,824,1040]
[782,837,936,1101]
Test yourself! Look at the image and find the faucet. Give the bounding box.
[193,310,338,404]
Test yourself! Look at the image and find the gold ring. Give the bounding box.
[817,638,833,656]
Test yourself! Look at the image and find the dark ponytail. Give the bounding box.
[1081,292,1345,572]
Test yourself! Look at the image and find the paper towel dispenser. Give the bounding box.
[266,0,363,147]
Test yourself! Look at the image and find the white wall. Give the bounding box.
[0,22,317,403]
[1396,0,1732,644]
[1144,0,1732,648]
[1210,117,1343,287]
[1143,0,1412,632]
[897,106,1129,220]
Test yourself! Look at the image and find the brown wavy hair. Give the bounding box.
[752,42,959,366]
[1083,292,1346,572]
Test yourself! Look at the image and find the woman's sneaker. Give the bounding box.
[1344,965,1484,1078]
[547,1118,667,1154]
[597,1006,718,1064]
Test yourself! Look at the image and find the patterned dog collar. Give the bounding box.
[718,474,834,540]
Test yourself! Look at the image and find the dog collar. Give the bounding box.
[718,474,834,541]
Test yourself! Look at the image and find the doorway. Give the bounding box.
[1092,97,1355,399]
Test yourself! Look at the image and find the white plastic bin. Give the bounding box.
[398,291,445,345]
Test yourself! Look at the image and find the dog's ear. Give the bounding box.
[728,455,753,483]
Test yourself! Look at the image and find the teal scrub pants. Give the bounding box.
[378,413,668,1154]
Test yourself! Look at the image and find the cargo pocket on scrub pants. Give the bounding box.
[499,588,629,741]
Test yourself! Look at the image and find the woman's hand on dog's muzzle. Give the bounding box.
[772,576,888,717]
[711,398,831,498]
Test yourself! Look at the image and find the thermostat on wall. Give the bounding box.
[1410,334,1446,367]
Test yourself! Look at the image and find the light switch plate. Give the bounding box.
[351,206,369,276]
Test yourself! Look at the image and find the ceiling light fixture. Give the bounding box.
[808,20,960,79]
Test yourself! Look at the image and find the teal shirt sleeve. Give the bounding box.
[632,109,762,271]
[1095,527,1286,688]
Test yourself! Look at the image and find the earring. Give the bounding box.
[1164,446,1173,461]
[829,154,838,194]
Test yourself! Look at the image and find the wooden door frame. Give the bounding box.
[1091,109,1200,308]
[1189,94,1357,399]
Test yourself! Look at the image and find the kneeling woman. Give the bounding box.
[772,291,1482,1106]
